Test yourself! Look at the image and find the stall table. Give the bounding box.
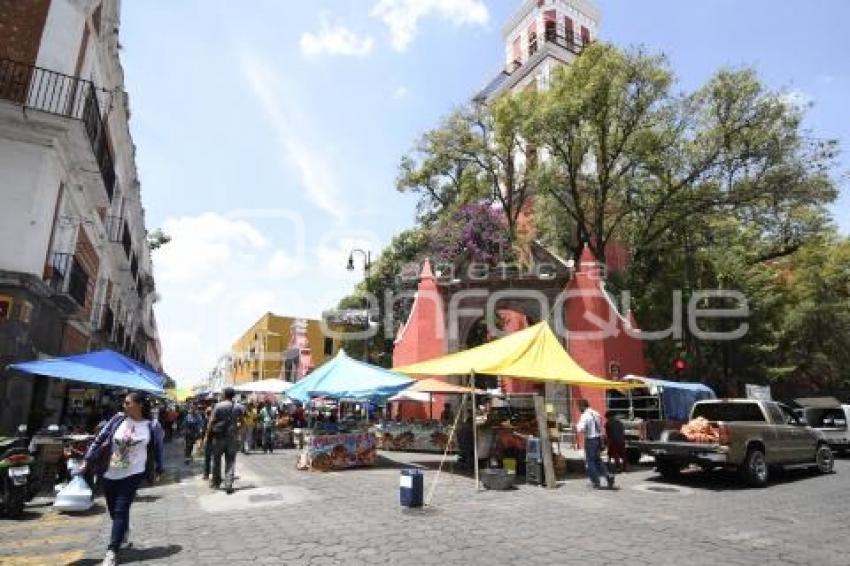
[375,422,456,453]
[301,430,377,471]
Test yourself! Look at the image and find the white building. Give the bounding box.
[0,0,161,433]
[477,0,600,101]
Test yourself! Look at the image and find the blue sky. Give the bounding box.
[119,1,849,387]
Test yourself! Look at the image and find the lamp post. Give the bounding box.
[346,248,372,362]
[346,249,371,273]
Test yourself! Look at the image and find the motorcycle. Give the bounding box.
[0,427,34,518]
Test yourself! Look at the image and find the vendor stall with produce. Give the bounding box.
[287,350,412,471]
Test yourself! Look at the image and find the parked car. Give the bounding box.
[634,399,834,487]
[794,398,850,456]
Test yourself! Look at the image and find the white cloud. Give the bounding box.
[152,212,386,388]
[300,16,375,57]
[240,54,348,220]
[267,248,303,278]
[371,0,489,52]
[156,212,268,283]
[393,85,409,99]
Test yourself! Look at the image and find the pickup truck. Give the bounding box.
[794,398,850,455]
[634,399,834,487]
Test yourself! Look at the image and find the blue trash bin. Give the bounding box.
[400,468,423,508]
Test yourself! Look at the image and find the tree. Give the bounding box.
[772,235,850,390]
[147,228,171,251]
[532,43,838,271]
[429,203,515,267]
[397,92,538,241]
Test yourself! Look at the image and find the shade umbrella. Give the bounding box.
[8,349,165,394]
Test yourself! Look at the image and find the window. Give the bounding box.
[765,403,784,424]
[564,16,575,46]
[528,22,538,56]
[511,36,521,67]
[779,404,802,425]
[544,10,557,42]
[0,296,11,319]
[580,25,591,47]
[324,337,334,356]
[691,402,766,422]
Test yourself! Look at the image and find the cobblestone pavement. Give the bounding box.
[1,441,849,565]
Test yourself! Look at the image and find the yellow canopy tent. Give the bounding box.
[404,378,482,394]
[395,321,634,389]
[165,388,192,402]
[395,321,637,494]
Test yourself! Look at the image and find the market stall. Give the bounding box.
[396,322,640,492]
[379,378,484,453]
[288,350,412,471]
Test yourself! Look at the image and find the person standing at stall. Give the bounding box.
[576,400,614,490]
[204,388,244,493]
[241,402,257,454]
[259,401,277,454]
[82,392,164,566]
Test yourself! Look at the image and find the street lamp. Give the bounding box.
[345,248,373,362]
[346,249,372,273]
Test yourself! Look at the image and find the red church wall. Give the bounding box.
[565,247,647,424]
[392,260,447,421]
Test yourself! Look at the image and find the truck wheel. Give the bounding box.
[741,448,769,487]
[626,448,642,466]
[815,444,834,474]
[657,461,681,481]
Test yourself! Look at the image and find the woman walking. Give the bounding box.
[82,392,164,566]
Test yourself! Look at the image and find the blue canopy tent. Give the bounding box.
[287,350,413,404]
[8,349,166,394]
[637,377,716,421]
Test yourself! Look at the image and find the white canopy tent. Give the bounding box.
[232,379,293,394]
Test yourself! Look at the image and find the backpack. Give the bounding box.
[211,403,235,438]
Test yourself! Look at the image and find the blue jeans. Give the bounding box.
[103,473,143,551]
[584,437,606,486]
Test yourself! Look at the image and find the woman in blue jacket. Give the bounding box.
[82,392,164,566]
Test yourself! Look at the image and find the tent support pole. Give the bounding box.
[471,370,479,491]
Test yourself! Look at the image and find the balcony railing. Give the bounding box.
[46,253,89,308]
[0,58,116,202]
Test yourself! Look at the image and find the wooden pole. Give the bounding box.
[533,393,557,489]
[471,371,480,491]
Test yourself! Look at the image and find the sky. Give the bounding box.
[119,0,849,388]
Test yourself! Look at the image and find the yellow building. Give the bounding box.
[229,313,338,385]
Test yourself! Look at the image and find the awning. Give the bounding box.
[388,390,432,403]
[404,377,484,395]
[286,350,413,403]
[394,322,637,389]
[8,349,166,394]
[233,379,293,394]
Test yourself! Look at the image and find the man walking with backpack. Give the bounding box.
[204,387,244,494]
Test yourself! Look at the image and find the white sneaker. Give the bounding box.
[101,549,117,566]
